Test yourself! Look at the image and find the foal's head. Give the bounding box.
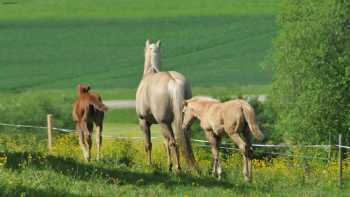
[77,84,91,96]
[144,39,161,75]
[182,97,220,130]
[182,100,199,130]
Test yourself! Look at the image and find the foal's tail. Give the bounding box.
[169,78,196,169]
[241,100,264,141]
[89,93,109,112]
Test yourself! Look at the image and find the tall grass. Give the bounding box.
[0,130,349,196]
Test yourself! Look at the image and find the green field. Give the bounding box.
[0,0,277,92]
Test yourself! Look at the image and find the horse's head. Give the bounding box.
[182,100,198,130]
[77,84,91,96]
[144,39,161,75]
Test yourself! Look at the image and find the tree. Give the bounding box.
[271,0,350,144]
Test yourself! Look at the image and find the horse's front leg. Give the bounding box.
[95,112,104,161]
[139,119,152,165]
[95,123,103,161]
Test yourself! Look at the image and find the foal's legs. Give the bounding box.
[78,121,90,161]
[95,113,104,161]
[84,121,93,161]
[229,132,251,182]
[139,119,152,165]
[243,127,253,181]
[205,130,222,180]
[160,123,180,172]
[95,123,103,161]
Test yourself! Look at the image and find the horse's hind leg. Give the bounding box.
[164,137,173,172]
[228,132,251,182]
[83,121,93,161]
[139,119,152,165]
[243,126,253,181]
[78,122,90,161]
[160,123,180,172]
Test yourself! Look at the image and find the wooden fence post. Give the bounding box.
[47,114,53,153]
[338,134,343,189]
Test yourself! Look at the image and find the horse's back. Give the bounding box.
[220,100,246,130]
[72,93,104,124]
[204,103,224,133]
[136,71,190,123]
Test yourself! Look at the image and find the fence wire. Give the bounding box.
[0,122,348,160]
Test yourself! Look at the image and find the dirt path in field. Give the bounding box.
[104,95,267,109]
[104,100,136,109]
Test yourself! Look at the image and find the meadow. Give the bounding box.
[0,129,349,197]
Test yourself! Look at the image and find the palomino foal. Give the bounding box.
[182,96,264,182]
[72,84,108,161]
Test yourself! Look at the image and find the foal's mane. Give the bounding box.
[188,96,220,103]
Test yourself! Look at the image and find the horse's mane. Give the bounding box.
[144,41,161,75]
[188,96,220,103]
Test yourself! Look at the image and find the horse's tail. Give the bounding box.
[241,100,264,141]
[169,78,196,169]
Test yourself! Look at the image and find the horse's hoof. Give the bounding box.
[96,154,101,161]
[244,177,252,183]
[174,167,181,175]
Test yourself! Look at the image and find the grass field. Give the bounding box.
[0,0,277,92]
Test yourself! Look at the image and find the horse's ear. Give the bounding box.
[77,84,83,93]
[146,39,151,47]
[183,100,188,106]
[156,40,161,48]
[78,84,90,93]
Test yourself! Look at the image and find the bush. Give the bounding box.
[271,0,350,144]
[0,91,75,129]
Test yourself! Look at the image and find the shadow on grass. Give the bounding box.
[0,185,85,197]
[2,151,237,189]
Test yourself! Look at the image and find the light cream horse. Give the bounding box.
[136,40,196,171]
[182,96,264,181]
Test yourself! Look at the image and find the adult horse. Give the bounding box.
[72,84,108,161]
[182,96,264,181]
[136,40,196,171]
